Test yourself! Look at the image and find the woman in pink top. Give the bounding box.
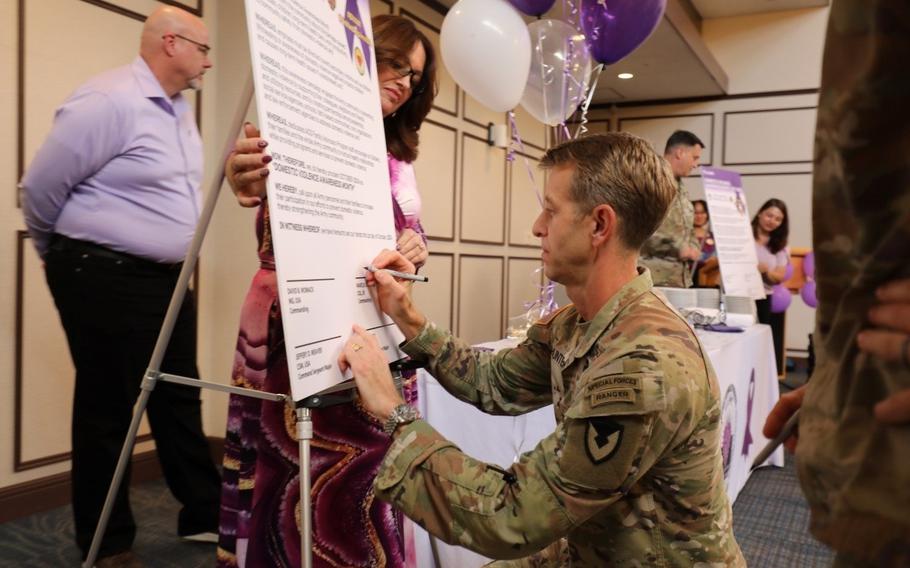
[216,15,437,568]
[753,198,790,374]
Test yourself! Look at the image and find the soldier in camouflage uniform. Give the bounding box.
[639,131,704,288]
[339,133,744,567]
[793,1,910,565]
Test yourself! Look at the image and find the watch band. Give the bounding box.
[383,403,420,435]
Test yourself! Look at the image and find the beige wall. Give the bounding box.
[702,7,829,94]
[590,89,819,354]
[0,0,828,494]
[0,0,547,493]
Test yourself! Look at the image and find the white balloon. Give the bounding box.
[520,19,592,126]
[440,0,531,113]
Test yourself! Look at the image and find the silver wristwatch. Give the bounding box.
[383,403,420,435]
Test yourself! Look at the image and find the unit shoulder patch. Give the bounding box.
[585,417,624,464]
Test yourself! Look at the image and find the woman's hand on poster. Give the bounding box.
[338,324,404,421]
[397,228,428,267]
[857,277,910,425]
[226,122,272,208]
[366,249,427,340]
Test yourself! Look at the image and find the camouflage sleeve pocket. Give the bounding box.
[419,454,509,516]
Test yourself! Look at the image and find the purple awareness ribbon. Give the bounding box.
[343,0,372,77]
[741,370,756,457]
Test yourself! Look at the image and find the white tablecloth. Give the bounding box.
[412,324,784,568]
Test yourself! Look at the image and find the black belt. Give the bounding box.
[49,234,183,272]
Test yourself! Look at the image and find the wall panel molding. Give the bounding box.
[0,438,223,523]
[507,150,543,248]
[412,252,454,331]
[17,0,204,205]
[459,132,506,245]
[457,255,504,344]
[598,88,819,109]
[400,8,457,117]
[415,118,457,240]
[15,230,154,472]
[505,256,543,331]
[373,0,393,14]
[618,113,715,166]
[722,107,816,166]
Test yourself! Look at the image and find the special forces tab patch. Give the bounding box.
[585,417,624,464]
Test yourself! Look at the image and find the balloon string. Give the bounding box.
[574,63,603,139]
[523,266,558,317]
[537,31,551,125]
[564,0,580,29]
[507,110,543,208]
[560,36,571,131]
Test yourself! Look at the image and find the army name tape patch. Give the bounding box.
[586,417,624,464]
[590,388,636,407]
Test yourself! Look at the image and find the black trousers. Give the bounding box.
[44,238,220,559]
[755,297,786,375]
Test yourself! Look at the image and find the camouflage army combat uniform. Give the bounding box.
[640,180,699,288]
[796,0,910,565]
[375,269,744,566]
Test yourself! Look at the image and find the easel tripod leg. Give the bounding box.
[83,373,157,567]
[297,408,313,568]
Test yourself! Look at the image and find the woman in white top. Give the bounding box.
[753,198,790,375]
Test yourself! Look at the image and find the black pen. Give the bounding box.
[364,265,429,283]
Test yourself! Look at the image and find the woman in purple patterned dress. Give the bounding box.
[216,15,437,567]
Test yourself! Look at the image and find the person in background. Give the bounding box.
[691,199,718,287]
[216,15,437,568]
[19,6,220,567]
[339,133,744,566]
[640,130,704,287]
[752,198,789,375]
[763,1,910,564]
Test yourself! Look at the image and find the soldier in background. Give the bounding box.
[763,1,910,565]
[339,133,744,566]
[640,130,704,288]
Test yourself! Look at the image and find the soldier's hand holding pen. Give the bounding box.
[364,250,427,342]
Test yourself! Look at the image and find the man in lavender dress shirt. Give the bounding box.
[21,6,219,566]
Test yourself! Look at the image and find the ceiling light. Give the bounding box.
[617,72,634,80]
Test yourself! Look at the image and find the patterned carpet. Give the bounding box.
[0,457,834,567]
[1,378,833,567]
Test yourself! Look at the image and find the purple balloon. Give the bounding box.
[507,0,557,16]
[801,280,818,308]
[783,263,794,281]
[802,252,815,279]
[580,0,666,65]
[770,284,792,313]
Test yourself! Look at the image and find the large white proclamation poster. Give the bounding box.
[245,0,403,401]
[701,167,765,300]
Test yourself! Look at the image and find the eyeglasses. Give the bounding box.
[164,33,211,56]
[383,59,424,93]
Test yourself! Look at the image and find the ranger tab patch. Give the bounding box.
[585,417,624,464]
